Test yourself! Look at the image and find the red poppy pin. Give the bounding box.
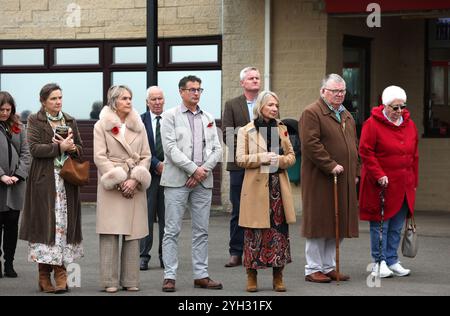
[284,131,288,137]
[111,126,120,135]
[11,124,21,134]
[207,122,214,128]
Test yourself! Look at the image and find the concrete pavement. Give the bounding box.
[1,205,450,296]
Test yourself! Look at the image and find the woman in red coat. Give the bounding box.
[359,85,418,278]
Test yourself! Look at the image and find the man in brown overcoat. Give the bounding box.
[299,74,359,283]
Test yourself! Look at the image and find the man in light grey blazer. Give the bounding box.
[160,75,222,292]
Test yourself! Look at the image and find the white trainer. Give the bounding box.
[389,262,411,277]
[371,260,394,278]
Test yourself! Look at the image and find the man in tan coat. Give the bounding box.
[299,74,359,283]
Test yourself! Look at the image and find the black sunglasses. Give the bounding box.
[388,104,407,111]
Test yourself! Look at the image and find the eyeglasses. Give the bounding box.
[182,88,204,94]
[324,88,346,95]
[388,104,407,111]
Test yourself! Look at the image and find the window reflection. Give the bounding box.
[0,73,103,119]
[1,49,44,66]
[170,45,218,63]
[55,48,99,65]
[114,47,149,64]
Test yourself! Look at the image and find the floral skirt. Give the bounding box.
[28,169,84,266]
[243,174,292,269]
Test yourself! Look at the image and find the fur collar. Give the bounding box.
[99,106,143,133]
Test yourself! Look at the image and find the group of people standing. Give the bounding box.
[222,68,418,291]
[0,67,418,294]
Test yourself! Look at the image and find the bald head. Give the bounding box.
[146,86,165,115]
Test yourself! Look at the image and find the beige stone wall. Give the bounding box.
[220,0,266,211]
[272,0,328,118]
[159,0,222,37]
[0,0,221,40]
[327,16,450,211]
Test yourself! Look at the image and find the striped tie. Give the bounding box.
[155,116,164,161]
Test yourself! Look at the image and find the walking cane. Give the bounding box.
[333,174,340,284]
[377,188,385,278]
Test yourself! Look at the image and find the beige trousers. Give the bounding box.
[99,234,139,288]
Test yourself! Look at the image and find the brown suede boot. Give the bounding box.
[53,265,68,294]
[38,264,55,293]
[246,269,258,292]
[273,267,286,292]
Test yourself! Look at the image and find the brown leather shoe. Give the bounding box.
[326,270,350,281]
[162,279,176,292]
[194,277,223,289]
[224,255,242,268]
[305,271,332,283]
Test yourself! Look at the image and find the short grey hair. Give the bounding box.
[240,66,260,81]
[253,90,280,120]
[146,86,163,100]
[321,73,346,90]
[107,85,133,111]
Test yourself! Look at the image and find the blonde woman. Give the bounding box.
[94,85,151,293]
[236,90,296,292]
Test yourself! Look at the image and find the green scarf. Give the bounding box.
[46,112,68,169]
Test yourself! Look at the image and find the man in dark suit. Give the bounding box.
[140,86,166,270]
[222,67,261,267]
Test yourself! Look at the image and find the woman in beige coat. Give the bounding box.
[94,85,151,293]
[236,91,296,292]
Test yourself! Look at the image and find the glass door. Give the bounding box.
[342,35,372,136]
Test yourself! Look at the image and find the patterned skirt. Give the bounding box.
[28,169,84,266]
[243,174,292,269]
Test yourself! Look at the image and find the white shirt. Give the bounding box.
[247,99,256,119]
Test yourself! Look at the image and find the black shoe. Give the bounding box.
[159,259,165,269]
[4,262,17,278]
[140,261,149,271]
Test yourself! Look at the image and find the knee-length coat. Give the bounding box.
[359,106,418,221]
[0,123,30,212]
[94,106,151,241]
[19,110,83,245]
[236,120,296,228]
[299,98,360,238]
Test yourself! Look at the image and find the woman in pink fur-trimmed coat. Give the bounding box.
[94,85,151,293]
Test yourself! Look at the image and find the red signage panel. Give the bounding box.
[325,0,450,14]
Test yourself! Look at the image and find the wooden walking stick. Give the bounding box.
[334,174,340,284]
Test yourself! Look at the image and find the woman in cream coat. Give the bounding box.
[94,85,151,293]
[236,90,296,293]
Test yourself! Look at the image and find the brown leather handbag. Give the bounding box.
[60,156,90,186]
